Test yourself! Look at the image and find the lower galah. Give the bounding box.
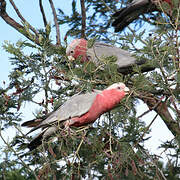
[22,82,129,150]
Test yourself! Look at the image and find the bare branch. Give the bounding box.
[80,0,86,38]
[39,0,47,27]
[48,0,61,46]
[0,0,41,45]
[137,96,163,119]
[9,0,39,36]
[0,1,23,30]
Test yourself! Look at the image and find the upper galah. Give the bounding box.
[66,38,154,74]
[112,0,173,32]
[22,82,129,150]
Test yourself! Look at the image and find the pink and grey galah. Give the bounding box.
[22,82,129,150]
[112,0,173,32]
[66,38,154,74]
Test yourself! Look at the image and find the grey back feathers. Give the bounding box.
[87,42,143,68]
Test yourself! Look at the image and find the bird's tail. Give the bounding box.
[21,118,43,127]
[28,131,44,151]
[28,126,59,151]
[112,2,157,32]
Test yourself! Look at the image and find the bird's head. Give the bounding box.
[66,38,88,62]
[106,82,130,95]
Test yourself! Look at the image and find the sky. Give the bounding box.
[0,0,174,163]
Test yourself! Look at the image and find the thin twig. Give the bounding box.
[72,130,87,163]
[140,114,158,140]
[42,55,50,114]
[108,112,112,154]
[80,0,86,38]
[39,0,47,27]
[128,26,148,46]
[48,0,61,45]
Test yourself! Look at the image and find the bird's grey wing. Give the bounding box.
[91,42,145,68]
[39,91,99,126]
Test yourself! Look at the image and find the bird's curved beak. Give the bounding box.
[67,55,75,61]
[124,87,130,95]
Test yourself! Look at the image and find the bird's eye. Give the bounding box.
[70,50,74,54]
[117,86,121,89]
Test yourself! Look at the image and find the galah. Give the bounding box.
[66,38,154,74]
[112,0,173,32]
[22,82,129,150]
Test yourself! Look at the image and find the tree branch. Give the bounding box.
[0,1,23,30]
[80,0,86,38]
[39,0,47,27]
[9,0,39,36]
[0,0,41,45]
[48,0,60,46]
[138,93,180,137]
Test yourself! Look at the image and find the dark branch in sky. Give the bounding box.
[39,0,47,28]
[9,0,39,36]
[80,0,86,39]
[0,0,40,45]
[48,0,61,46]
